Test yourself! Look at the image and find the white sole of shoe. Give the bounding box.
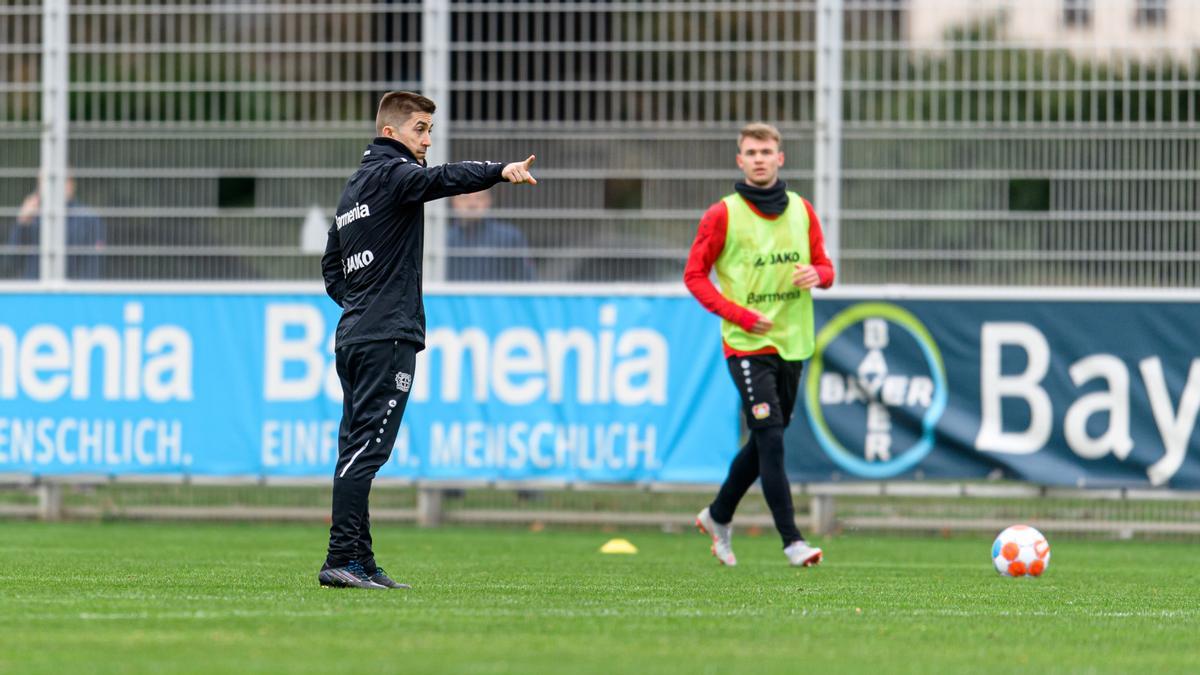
[696,516,736,566]
[793,550,823,567]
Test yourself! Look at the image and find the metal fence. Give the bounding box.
[839,0,1200,286]
[8,476,1200,539]
[2,0,1199,285]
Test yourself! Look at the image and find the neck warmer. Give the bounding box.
[734,180,789,216]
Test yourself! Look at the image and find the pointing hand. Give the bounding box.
[502,155,537,185]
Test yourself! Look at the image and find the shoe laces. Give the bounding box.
[345,561,369,577]
[372,567,388,578]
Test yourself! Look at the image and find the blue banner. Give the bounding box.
[4,292,1198,488]
[789,297,1200,489]
[0,293,738,482]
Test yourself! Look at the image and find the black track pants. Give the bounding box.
[325,339,416,570]
[709,354,806,547]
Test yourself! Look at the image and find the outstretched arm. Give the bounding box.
[392,155,538,205]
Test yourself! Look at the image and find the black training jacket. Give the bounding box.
[321,136,506,350]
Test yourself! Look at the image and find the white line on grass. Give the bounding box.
[36,606,1196,622]
[74,608,373,621]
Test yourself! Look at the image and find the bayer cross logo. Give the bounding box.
[821,317,934,462]
[804,303,948,478]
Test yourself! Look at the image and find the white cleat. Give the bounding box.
[784,540,823,567]
[696,507,737,566]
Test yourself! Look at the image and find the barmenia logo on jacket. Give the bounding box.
[335,202,371,230]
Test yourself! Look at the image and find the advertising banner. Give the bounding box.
[3,292,1197,488]
[790,297,1200,489]
[0,293,738,482]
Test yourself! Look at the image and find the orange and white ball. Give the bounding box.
[992,525,1051,577]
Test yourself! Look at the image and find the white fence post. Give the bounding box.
[417,487,444,527]
[810,494,837,535]
[422,1,452,283]
[37,482,64,521]
[39,0,69,285]
[814,0,844,270]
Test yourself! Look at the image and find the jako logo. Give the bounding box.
[754,251,801,268]
[0,302,194,402]
[335,202,371,230]
[342,250,374,275]
[263,303,668,406]
[804,302,947,479]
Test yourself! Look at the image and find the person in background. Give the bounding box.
[684,122,835,568]
[5,174,106,280]
[447,189,535,282]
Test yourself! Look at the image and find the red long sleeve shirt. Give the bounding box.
[683,196,835,357]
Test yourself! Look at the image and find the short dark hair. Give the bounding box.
[376,91,437,134]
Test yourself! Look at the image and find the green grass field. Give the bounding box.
[1,522,1197,674]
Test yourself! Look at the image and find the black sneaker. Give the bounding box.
[318,561,388,589]
[369,567,412,590]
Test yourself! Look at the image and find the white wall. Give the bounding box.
[907,0,1200,62]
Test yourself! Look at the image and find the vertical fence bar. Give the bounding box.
[417,486,444,527]
[37,482,64,521]
[39,0,69,285]
[810,493,836,535]
[814,0,843,270]
[422,1,452,283]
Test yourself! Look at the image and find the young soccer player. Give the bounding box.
[683,123,835,567]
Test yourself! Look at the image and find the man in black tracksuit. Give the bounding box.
[318,91,537,589]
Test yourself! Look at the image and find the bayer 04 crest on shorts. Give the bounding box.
[992,525,1051,577]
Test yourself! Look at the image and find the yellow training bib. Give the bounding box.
[715,192,814,360]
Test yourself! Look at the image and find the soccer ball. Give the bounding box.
[991,525,1051,577]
